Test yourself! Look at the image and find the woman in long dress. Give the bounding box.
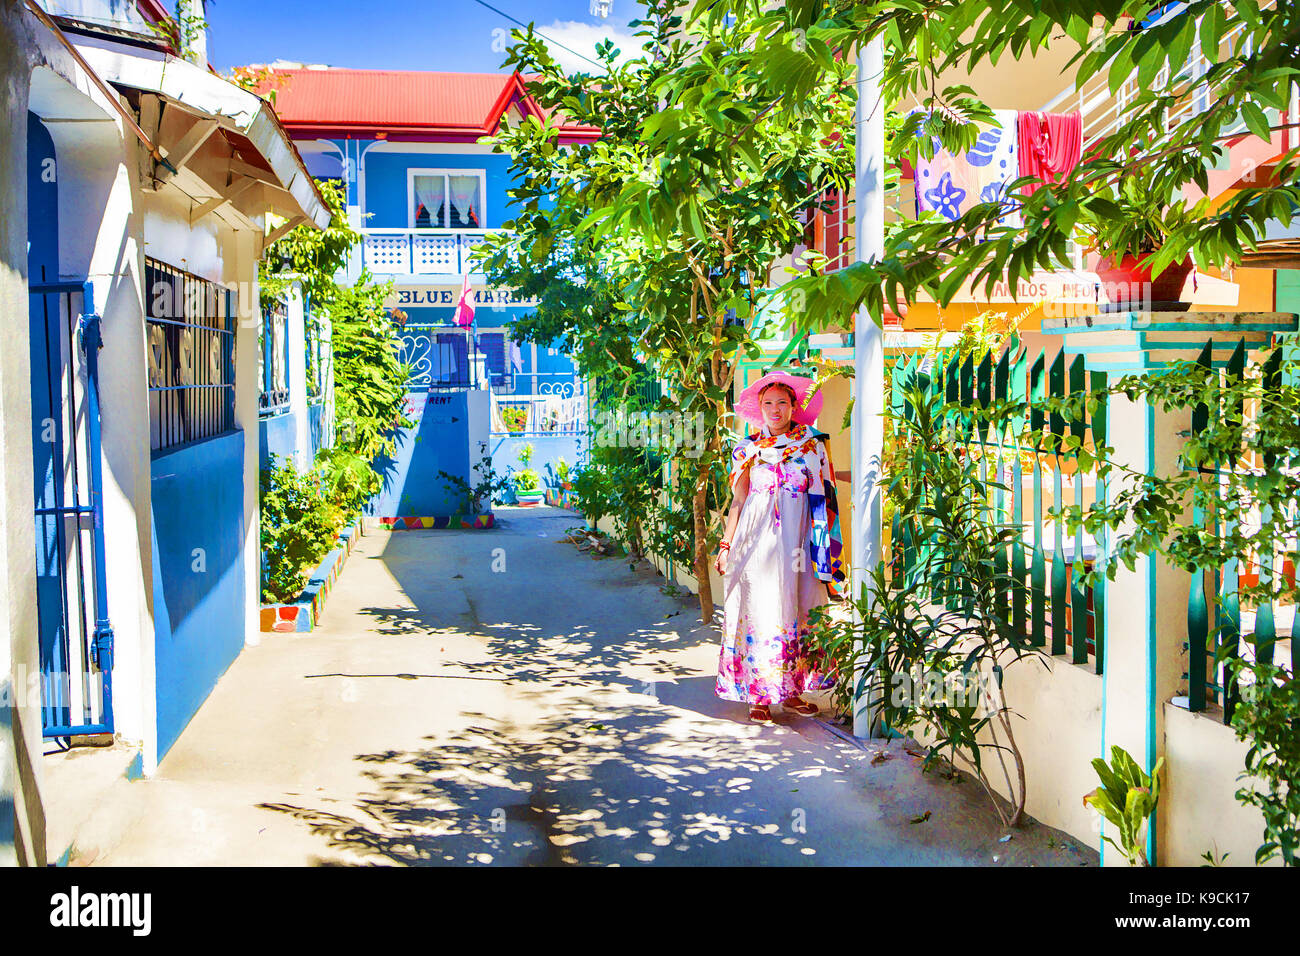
[713,371,846,723]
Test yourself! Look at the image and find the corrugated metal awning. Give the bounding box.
[73,33,330,232]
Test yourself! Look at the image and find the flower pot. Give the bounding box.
[1095,253,1194,309]
[515,489,544,507]
[561,481,573,490]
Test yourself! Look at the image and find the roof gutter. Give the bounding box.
[281,123,602,142]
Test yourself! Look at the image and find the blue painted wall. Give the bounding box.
[308,402,332,459]
[150,431,246,758]
[370,390,472,516]
[492,433,587,503]
[26,113,58,281]
[356,146,518,229]
[258,411,298,470]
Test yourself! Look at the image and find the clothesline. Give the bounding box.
[490,392,587,433]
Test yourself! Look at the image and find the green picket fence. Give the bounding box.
[889,342,1106,671]
[886,339,1279,721]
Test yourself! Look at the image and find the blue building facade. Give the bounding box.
[272,69,594,518]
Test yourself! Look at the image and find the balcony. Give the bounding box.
[356,228,508,277]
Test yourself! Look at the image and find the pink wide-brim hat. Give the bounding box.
[734,370,823,428]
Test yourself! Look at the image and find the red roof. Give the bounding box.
[259,68,600,143]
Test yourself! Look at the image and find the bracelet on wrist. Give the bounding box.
[718,540,732,551]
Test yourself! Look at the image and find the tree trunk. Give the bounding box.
[628,517,643,561]
[693,474,713,622]
[996,692,1028,828]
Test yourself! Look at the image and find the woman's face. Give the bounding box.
[760,385,795,432]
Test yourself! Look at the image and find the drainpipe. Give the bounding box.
[23,0,178,176]
[851,37,886,739]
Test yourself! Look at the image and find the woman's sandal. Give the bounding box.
[782,697,819,716]
[748,704,774,723]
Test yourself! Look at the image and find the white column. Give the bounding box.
[852,37,886,738]
[230,230,262,648]
[286,283,310,471]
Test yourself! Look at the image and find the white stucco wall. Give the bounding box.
[227,228,263,649]
[1163,702,1279,867]
[49,97,157,770]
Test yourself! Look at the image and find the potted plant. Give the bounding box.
[1080,168,1199,309]
[438,441,512,519]
[556,457,572,490]
[513,442,544,506]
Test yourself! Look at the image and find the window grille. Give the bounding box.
[259,298,290,414]
[145,258,236,452]
[306,313,330,403]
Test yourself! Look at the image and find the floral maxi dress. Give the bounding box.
[716,422,846,705]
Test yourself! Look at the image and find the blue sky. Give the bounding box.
[207,0,651,74]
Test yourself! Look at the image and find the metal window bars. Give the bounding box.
[258,297,290,415]
[145,258,236,451]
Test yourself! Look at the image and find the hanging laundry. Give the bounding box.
[509,341,523,374]
[1017,111,1083,196]
[489,392,509,432]
[914,109,1022,228]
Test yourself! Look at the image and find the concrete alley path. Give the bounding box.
[95,507,1096,866]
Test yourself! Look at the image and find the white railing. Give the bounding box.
[359,228,508,275]
[1038,2,1278,147]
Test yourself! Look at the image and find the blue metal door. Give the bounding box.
[30,280,115,738]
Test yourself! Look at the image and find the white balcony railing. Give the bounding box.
[1040,1,1278,147]
[358,228,507,275]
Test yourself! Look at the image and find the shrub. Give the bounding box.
[259,456,345,603]
[1084,746,1165,866]
[439,441,513,516]
[1230,660,1300,866]
[806,376,1042,828]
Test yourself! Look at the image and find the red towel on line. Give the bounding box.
[1017,111,1083,195]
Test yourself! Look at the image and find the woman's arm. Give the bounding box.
[714,465,750,575]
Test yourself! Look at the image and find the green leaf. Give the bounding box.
[1240,101,1272,142]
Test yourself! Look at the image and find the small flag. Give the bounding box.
[454,272,475,328]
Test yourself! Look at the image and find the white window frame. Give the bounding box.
[407,167,487,230]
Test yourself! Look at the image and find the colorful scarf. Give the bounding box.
[914,108,1022,229]
[729,421,847,598]
[1017,111,1082,196]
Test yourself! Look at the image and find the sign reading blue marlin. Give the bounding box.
[385,285,539,308]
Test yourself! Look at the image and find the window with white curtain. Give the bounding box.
[410,170,485,229]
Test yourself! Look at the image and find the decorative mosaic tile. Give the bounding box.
[260,521,362,633]
[378,514,496,530]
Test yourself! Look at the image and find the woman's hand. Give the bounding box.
[714,541,731,576]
